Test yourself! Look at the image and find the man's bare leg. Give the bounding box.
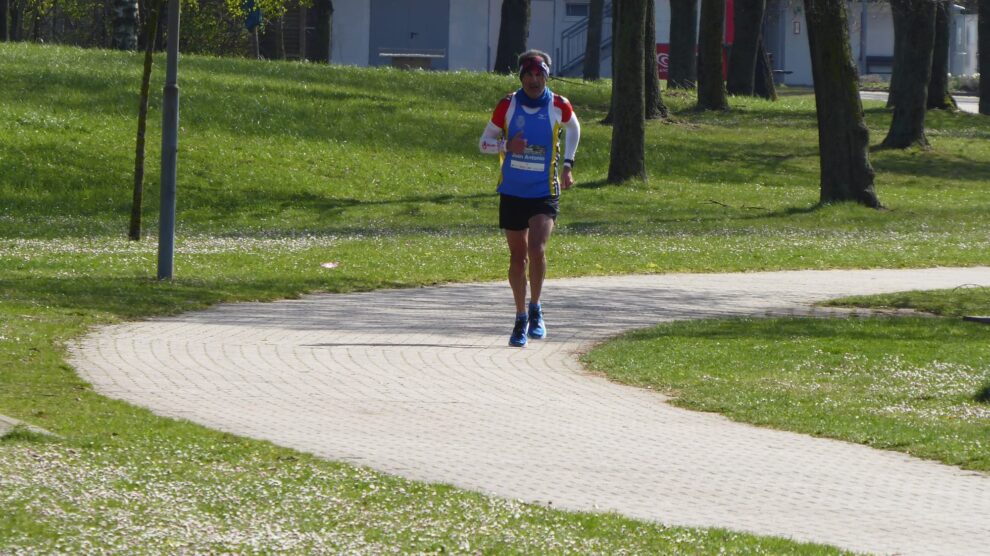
[505,229,530,315]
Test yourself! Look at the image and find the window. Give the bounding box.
[565,2,589,18]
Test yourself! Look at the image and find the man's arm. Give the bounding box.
[479,122,504,154]
[562,112,580,162]
[560,113,580,189]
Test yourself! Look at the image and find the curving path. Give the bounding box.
[69,268,990,555]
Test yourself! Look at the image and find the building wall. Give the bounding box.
[331,0,371,66]
[950,12,979,76]
[861,3,894,63]
[851,4,894,68]
[779,2,812,86]
[331,0,974,86]
[770,0,895,86]
[529,0,557,65]
[330,0,673,75]
[449,0,497,71]
[767,0,974,86]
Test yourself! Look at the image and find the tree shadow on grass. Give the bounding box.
[977,383,990,404]
[0,274,392,320]
[572,178,612,190]
[870,152,990,183]
[623,315,976,345]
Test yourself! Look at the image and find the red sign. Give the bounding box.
[657,44,728,80]
[656,43,670,79]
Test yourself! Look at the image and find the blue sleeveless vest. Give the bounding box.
[498,97,561,199]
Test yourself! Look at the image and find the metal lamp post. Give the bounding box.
[157,0,180,280]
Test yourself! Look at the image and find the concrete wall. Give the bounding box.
[779,3,812,86]
[950,12,979,76]
[331,0,371,66]
[771,0,895,86]
[449,0,495,71]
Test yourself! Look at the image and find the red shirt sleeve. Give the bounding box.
[553,94,574,123]
[491,96,512,129]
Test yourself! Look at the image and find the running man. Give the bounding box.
[479,49,581,347]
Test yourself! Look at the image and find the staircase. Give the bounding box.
[557,1,612,77]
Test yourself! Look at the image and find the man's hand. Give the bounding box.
[561,166,575,189]
[506,131,527,155]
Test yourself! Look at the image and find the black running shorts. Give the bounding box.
[499,194,559,231]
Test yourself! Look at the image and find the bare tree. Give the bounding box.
[130,0,166,240]
[753,37,778,100]
[9,0,22,41]
[886,4,908,108]
[312,0,333,63]
[726,0,766,95]
[804,0,881,207]
[494,0,529,73]
[608,0,647,183]
[697,0,728,110]
[881,0,936,148]
[668,0,698,88]
[583,0,604,80]
[1,0,9,41]
[981,0,990,114]
[927,0,956,110]
[644,0,668,118]
[602,1,618,123]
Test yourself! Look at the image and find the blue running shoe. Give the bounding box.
[527,303,546,339]
[509,315,528,347]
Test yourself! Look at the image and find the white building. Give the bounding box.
[765,0,978,86]
[329,0,979,86]
[330,0,616,73]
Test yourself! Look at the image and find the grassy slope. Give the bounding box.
[2,41,989,552]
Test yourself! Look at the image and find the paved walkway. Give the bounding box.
[860,90,980,114]
[69,268,990,555]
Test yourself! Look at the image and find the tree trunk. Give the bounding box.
[129,0,164,241]
[494,0,529,73]
[644,0,668,119]
[111,0,139,50]
[726,0,766,96]
[668,0,698,89]
[312,0,333,63]
[886,3,908,108]
[10,0,21,41]
[608,0,647,183]
[881,0,935,149]
[804,0,880,208]
[926,0,954,109]
[29,1,40,41]
[981,0,990,115]
[753,36,778,100]
[1,0,9,41]
[154,0,165,49]
[583,0,604,80]
[602,1,618,124]
[697,0,728,110]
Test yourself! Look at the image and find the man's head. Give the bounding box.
[517,50,551,79]
[517,50,551,99]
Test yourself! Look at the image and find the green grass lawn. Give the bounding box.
[584,297,990,472]
[2,41,989,553]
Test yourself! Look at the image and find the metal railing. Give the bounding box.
[558,1,612,76]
